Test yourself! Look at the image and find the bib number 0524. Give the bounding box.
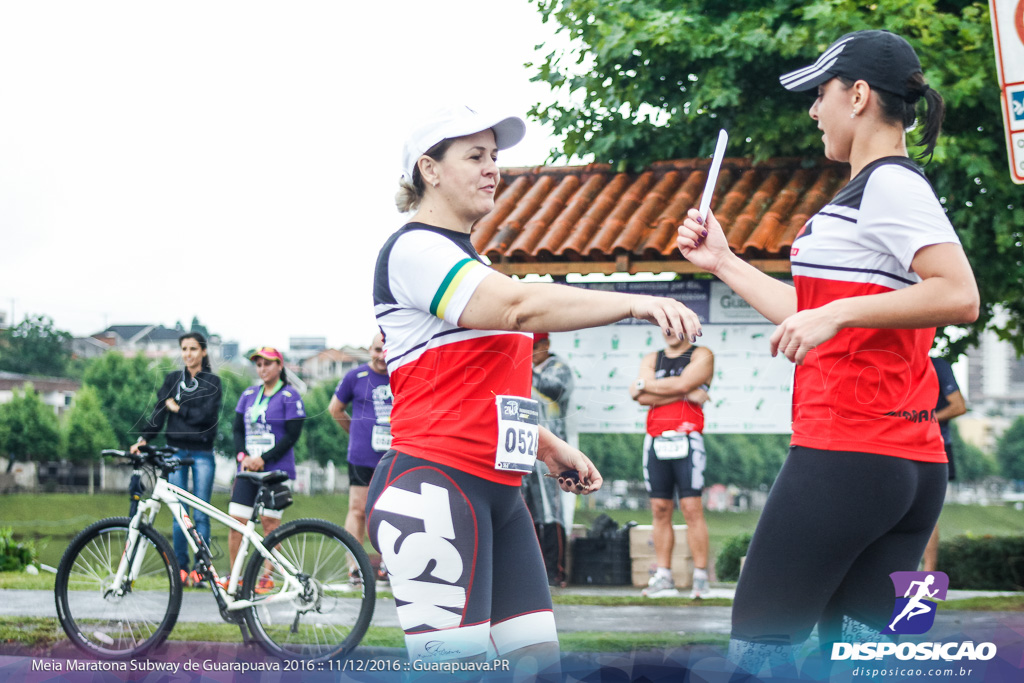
[494,395,541,473]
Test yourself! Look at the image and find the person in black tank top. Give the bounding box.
[631,330,714,599]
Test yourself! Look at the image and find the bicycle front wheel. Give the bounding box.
[242,518,375,661]
[55,517,182,658]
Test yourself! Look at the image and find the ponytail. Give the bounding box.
[870,72,945,163]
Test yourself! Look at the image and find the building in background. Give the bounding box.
[0,371,80,416]
[958,326,1024,453]
[72,323,235,364]
[300,347,370,384]
[288,337,327,364]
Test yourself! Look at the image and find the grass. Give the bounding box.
[6,493,1024,584]
[0,617,726,656]
[3,492,361,568]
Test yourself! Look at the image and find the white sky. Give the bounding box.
[0,1,575,354]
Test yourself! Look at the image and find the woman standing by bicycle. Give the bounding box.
[367,105,701,672]
[226,346,305,591]
[133,331,222,587]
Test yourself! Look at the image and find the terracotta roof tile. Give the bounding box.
[475,158,848,276]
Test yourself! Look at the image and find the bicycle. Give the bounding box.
[54,445,375,662]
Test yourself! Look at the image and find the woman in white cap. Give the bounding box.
[677,30,979,677]
[367,104,702,671]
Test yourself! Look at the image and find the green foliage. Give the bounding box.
[996,416,1024,482]
[716,532,753,582]
[81,352,160,447]
[951,422,995,482]
[215,366,255,452]
[0,527,37,572]
[294,380,349,466]
[579,432,788,487]
[62,386,116,463]
[704,433,789,489]
[0,385,61,462]
[529,0,1023,356]
[579,432,645,480]
[940,534,1024,590]
[0,315,73,377]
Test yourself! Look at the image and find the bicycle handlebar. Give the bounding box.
[102,445,192,473]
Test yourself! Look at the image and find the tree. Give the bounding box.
[293,380,349,466]
[82,352,161,447]
[996,416,1024,482]
[0,384,61,467]
[530,0,1022,356]
[216,366,256,453]
[579,432,645,481]
[950,422,995,482]
[63,386,117,463]
[704,433,788,489]
[0,315,73,376]
[190,316,210,340]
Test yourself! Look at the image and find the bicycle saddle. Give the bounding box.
[236,470,289,486]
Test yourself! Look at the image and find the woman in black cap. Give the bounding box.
[678,30,979,676]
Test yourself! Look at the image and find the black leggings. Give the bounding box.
[731,446,947,646]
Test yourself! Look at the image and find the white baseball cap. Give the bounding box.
[401,105,526,184]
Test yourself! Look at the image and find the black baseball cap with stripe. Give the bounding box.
[779,30,923,101]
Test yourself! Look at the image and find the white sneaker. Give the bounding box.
[641,573,679,598]
[690,570,710,599]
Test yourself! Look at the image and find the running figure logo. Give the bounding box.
[883,571,949,635]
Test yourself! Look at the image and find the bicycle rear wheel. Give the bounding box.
[55,517,182,658]
[242,518,375,661]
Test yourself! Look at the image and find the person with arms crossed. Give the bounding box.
[132,332,222,588]
[225,347,305,592]
[677,30,979,677]
[328,331,392,585]
[922,355,967,572]
[366,104,702,674]
[630,329,713,598]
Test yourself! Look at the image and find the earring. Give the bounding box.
[432,181,439,188]
[850,110,857,118]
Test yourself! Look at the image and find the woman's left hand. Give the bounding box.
[165,398,180,413]
[538,428,603,495]
[241,455,265,472]
[770,306,841,365]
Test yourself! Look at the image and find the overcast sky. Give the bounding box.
[0,1,576,354]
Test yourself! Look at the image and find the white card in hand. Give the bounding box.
[698,129,729,222]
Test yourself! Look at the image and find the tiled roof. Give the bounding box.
[472,157,848,276]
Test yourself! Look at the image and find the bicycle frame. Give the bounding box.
[112,474,303,612]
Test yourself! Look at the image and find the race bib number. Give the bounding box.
[371,424,393,452]
[652,433,690,460]
[245,434,276,459]
[494,396,540,473]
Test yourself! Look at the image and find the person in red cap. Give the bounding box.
[224,346,305,592]
[678,29,979,677]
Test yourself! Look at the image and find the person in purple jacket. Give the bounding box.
[329,332,391,585]
[224,346,305,591]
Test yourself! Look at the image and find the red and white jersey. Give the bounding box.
[373,222,533,485]
[789,157,959,462]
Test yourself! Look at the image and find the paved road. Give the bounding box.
[4,586,1021,638]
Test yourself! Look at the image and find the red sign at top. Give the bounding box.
[991,0,1024,183]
